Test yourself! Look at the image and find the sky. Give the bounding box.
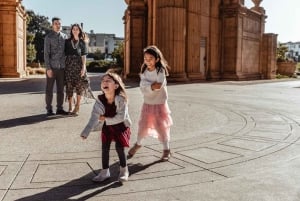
[245,0,299,42]
[22,0,127,37]
[22,0,299,42]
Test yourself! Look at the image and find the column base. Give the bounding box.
[187,72,206,81]
[221,72,262,80]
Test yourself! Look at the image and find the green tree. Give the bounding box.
[93,49,104,60]
[277,43,288,62]
[26,33,36,63]
[111,41,124,67]
[26,10,51,62]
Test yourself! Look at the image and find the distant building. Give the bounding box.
[61,26,71,37]
[61,26,123,57]
[281,41,300,62]
[88,31,114,54]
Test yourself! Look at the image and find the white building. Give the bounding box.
[88,32,114,54]
[61,25,124,57]
[281,41,300,62]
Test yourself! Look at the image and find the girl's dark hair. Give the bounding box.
[69,23,89,43]
[140,45,170,76]
[101,71,127,101]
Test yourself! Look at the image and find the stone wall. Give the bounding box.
[0,0,26,78]
[124,0,275,81]
[0,0,275,80]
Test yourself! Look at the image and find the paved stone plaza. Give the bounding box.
[1,74,300,201]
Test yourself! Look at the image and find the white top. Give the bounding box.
[80,95,132,138]
[140,69,168,105]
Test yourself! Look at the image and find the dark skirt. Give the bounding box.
[65,55,93,99]
[101,122,131,147]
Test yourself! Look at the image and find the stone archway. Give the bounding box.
[0,0,277,81]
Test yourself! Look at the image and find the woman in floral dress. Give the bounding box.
[64,23,93,115]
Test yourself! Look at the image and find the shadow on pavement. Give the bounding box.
[0,78,46,95]
[128,160,163,175]
[14,162,121,201]
[0,75,139,95]
[0,114,68,129]
[14,160,162,201]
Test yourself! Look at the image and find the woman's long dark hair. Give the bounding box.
[69,23,89,43]
[140,45,170,76]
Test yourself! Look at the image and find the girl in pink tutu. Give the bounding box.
[128,45,173,161]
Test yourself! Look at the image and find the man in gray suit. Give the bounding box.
[44,17,68,116]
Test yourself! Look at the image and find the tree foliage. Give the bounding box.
[111,41,124,67]
[26,32,36,63]
[26,10,51,62]
[27,43,37,63]
[277,43,288,62]
[94,49,104,60]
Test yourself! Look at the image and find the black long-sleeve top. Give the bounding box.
[65,39,88,56]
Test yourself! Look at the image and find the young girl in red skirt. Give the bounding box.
[81,72,131,182]
[128,45,173,161]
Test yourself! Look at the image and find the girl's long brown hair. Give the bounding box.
[140,45,170,76]
[101,71,127,101]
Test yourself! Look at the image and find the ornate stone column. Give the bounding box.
[123,0,147,79]
[124,0,188,81]
[154,0,188,81]
[220,1,247,80]
[261,33,277,79]
[0,0,26,78]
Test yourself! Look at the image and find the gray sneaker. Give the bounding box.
[92,169,110,182]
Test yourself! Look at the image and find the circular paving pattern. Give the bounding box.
[3,80,300,201]
[109,98,300,195]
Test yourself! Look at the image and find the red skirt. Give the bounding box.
[101,122,131,147]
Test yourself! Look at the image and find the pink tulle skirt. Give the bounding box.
[138,103,173,142]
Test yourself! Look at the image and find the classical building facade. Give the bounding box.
[0,0,26,78]
[0,0,276,80]
[123,0,277,81]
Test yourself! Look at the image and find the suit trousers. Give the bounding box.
[45,68,65,111]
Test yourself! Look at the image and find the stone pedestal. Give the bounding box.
[0,0,26,78]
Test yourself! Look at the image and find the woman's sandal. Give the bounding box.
[70,104,79,116]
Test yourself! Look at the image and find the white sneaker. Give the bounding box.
[119,166,129,182]
[92,168,110,182]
